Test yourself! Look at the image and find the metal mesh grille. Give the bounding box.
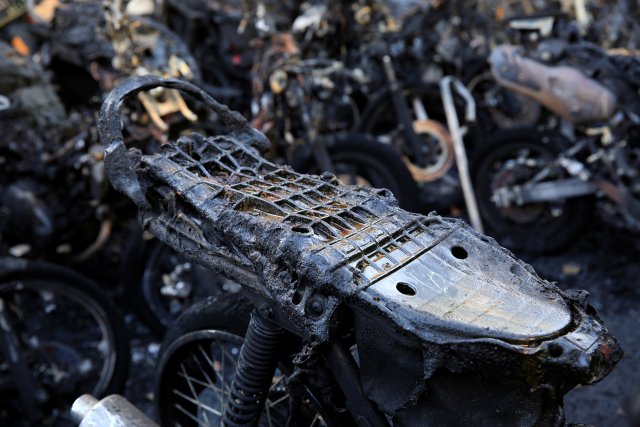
[143,134,439,283]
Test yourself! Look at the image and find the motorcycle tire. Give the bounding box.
[0,258,130,425]
[290,133,420,213]
[471,129,593,253]
[156,293,338,426]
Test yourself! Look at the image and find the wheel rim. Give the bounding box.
[157,330,326,427]
[363,86,460,200]
[0,279,117,413]
[402,119,455,183]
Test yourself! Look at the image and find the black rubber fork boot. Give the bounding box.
[222,311,284,426]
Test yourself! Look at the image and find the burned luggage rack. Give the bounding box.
[146,131,438,284]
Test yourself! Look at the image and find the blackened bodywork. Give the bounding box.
[99,76,622,426]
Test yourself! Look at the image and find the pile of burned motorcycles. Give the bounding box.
[0,0,637,425]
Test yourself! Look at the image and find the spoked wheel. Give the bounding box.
[291,133,419,212]
[156,294,330,427]
[472,129,592,253]
[0,259,129,426]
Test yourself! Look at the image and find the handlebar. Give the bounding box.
[97,75,270,209]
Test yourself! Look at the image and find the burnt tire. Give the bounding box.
[0,258,129,425]
[159,293,252,349]
[290,133,420,212]
[471,129,592,254]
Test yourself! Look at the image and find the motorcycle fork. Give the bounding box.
[0,298,45,422]
[381,55,428,167]
[222,310,284,426]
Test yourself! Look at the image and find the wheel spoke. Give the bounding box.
[197,343,226,392]
[220,342,226,415]
[179,363,202,401]
[265,402,273,427]
[162,329,328,426]
[268,375,284,393]
[310,412,320,427]
[195,344,220,384]
[177,370,224,395]
[266,392,289,408]
[195,344,227,410]
[173,389,223,417]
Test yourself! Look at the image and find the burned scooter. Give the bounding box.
[474,41,640,252]
[89,75,621,426]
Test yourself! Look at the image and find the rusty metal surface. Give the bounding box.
[99,76,622,410]
[490,44,618,123]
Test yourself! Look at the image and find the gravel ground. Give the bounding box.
[121,218,640,427]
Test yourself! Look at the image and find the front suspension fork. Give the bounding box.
[382,55,428,168]
[222,311,284,427]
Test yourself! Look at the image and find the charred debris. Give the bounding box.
[0,0,638,426]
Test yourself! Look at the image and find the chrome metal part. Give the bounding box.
[71,394,158,427]
[440,76,483,233]
[494,178,597,207]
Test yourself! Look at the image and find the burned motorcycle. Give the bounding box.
[353,36,466,213]
[0,45,130,427]
[397,1,551,135]
[162,0,255,112]
[474,41,640,253]
[99,76,620,426]
[0,39,104,263]
[99,0,225,330]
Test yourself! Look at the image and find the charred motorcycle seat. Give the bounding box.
[490,44,617,123]
[100,76,622,426]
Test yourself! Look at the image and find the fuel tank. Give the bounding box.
[490,44,617,123]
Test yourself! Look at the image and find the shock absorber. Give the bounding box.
[223,310,284,426]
